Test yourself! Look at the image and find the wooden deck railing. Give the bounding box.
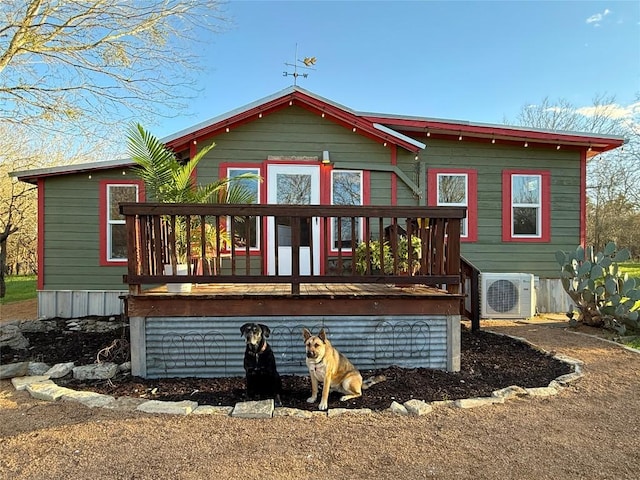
[119,203,466,295]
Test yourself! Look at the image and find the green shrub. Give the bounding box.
[355,236,421,275]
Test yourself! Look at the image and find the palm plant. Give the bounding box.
[127,123,260,265]
[127,123,257,205]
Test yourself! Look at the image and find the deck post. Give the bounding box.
[446,315,461,372]
[129,316,147,377]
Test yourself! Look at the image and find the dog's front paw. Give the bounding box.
[306,396,316,404]
[318,400,328,411]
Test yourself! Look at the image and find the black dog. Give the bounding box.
[240,323,282,406]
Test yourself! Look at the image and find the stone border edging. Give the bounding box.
[4,331,589,418]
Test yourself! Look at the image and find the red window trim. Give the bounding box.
[427,168,478,242]
[99,179,145,266]
[218,163,265,256]
[501,169,551,243]
[328,168,370,254]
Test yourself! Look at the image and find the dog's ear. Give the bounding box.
[240,323,251,336]
[259,324,270,337]
[302,328,312,341]
[318,328,327,342]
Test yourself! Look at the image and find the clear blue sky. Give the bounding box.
[155,0,640,138]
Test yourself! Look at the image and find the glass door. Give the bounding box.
[267,164,320,275]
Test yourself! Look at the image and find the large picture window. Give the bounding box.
[227,167,261,250]
[502,170,550,242]
[427,168,477,242]
[100,180,143,265]
[331,170,363,250]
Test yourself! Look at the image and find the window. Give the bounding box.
[427,168,477,242]
[100,180,143,265]
[227,167,261,250]
[331,170,363,250]
[502,170,550,242]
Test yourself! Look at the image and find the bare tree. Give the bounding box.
[0,1,228,294]
[0,125,111,296]
[0,0,227,136]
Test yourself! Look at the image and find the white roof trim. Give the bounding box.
[11,158,134,181]
[373,123,426,150]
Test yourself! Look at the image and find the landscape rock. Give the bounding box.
[0,325,29,349]
[454,396,505,409]
[102,396,147,411]
[61,390,116,408]
[193,405,234,416]
[231,399,274,419]
[525,386,559,397]
[72,362,118,380]
[404,399,433,416]
[492,385,527,399]
[11,375,51,391]
[552,372,584,386]
[26,381,76,401]
[16,320,56,333]
[45,362,75,379]
[28,362,51,376]
[388,401,409,416]
[327,408,372,417]
[137,399,198,415]
[0,361,29,379]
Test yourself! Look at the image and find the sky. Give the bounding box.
[152,0,640,139]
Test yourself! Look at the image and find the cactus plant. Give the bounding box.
[555,242,640,334]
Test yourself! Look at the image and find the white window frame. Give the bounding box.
[436,173,469,238]
[330,169,364,252]
[227,167,261,250]
[511,174,542,238]
[107,183,139,262]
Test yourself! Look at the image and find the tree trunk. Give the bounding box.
[0,223,19,298]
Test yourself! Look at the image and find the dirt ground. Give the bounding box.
[1,301,639,480]
[0,298,37,324]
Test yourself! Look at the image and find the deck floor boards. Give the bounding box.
[144,283,451,298]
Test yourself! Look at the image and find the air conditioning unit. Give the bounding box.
[480,273,536,319]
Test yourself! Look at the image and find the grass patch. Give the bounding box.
[0,275,37,304]
[620,262,640,281]
[623,337,640,349]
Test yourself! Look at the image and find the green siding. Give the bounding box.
[43,169,131,290]
[41,106,583,289]
[424,139,582,277]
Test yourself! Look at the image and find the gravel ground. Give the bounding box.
[1,303,639,479]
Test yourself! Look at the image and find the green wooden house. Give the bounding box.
[13,87,624,378]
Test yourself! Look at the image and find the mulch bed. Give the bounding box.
[1,322,573,411]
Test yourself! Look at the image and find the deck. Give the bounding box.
[119,203,474,377]
[119,203,471,319]
[126,282,463,318]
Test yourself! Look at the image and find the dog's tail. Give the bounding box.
[362,374,387,390]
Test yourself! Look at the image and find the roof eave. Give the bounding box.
[164,87,423,153]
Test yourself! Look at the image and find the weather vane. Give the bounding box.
[283,44,317,86]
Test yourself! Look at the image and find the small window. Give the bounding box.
[100,180,143,265]
[227,167,261,250]
[331,170,363,250]
[437,173,468,237]
[428,168,477,242]
[502,170,550,242]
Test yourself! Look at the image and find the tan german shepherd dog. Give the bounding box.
[302,327,385,410]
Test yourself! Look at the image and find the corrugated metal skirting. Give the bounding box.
[38,290,126,319]
[144,315,453,379]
